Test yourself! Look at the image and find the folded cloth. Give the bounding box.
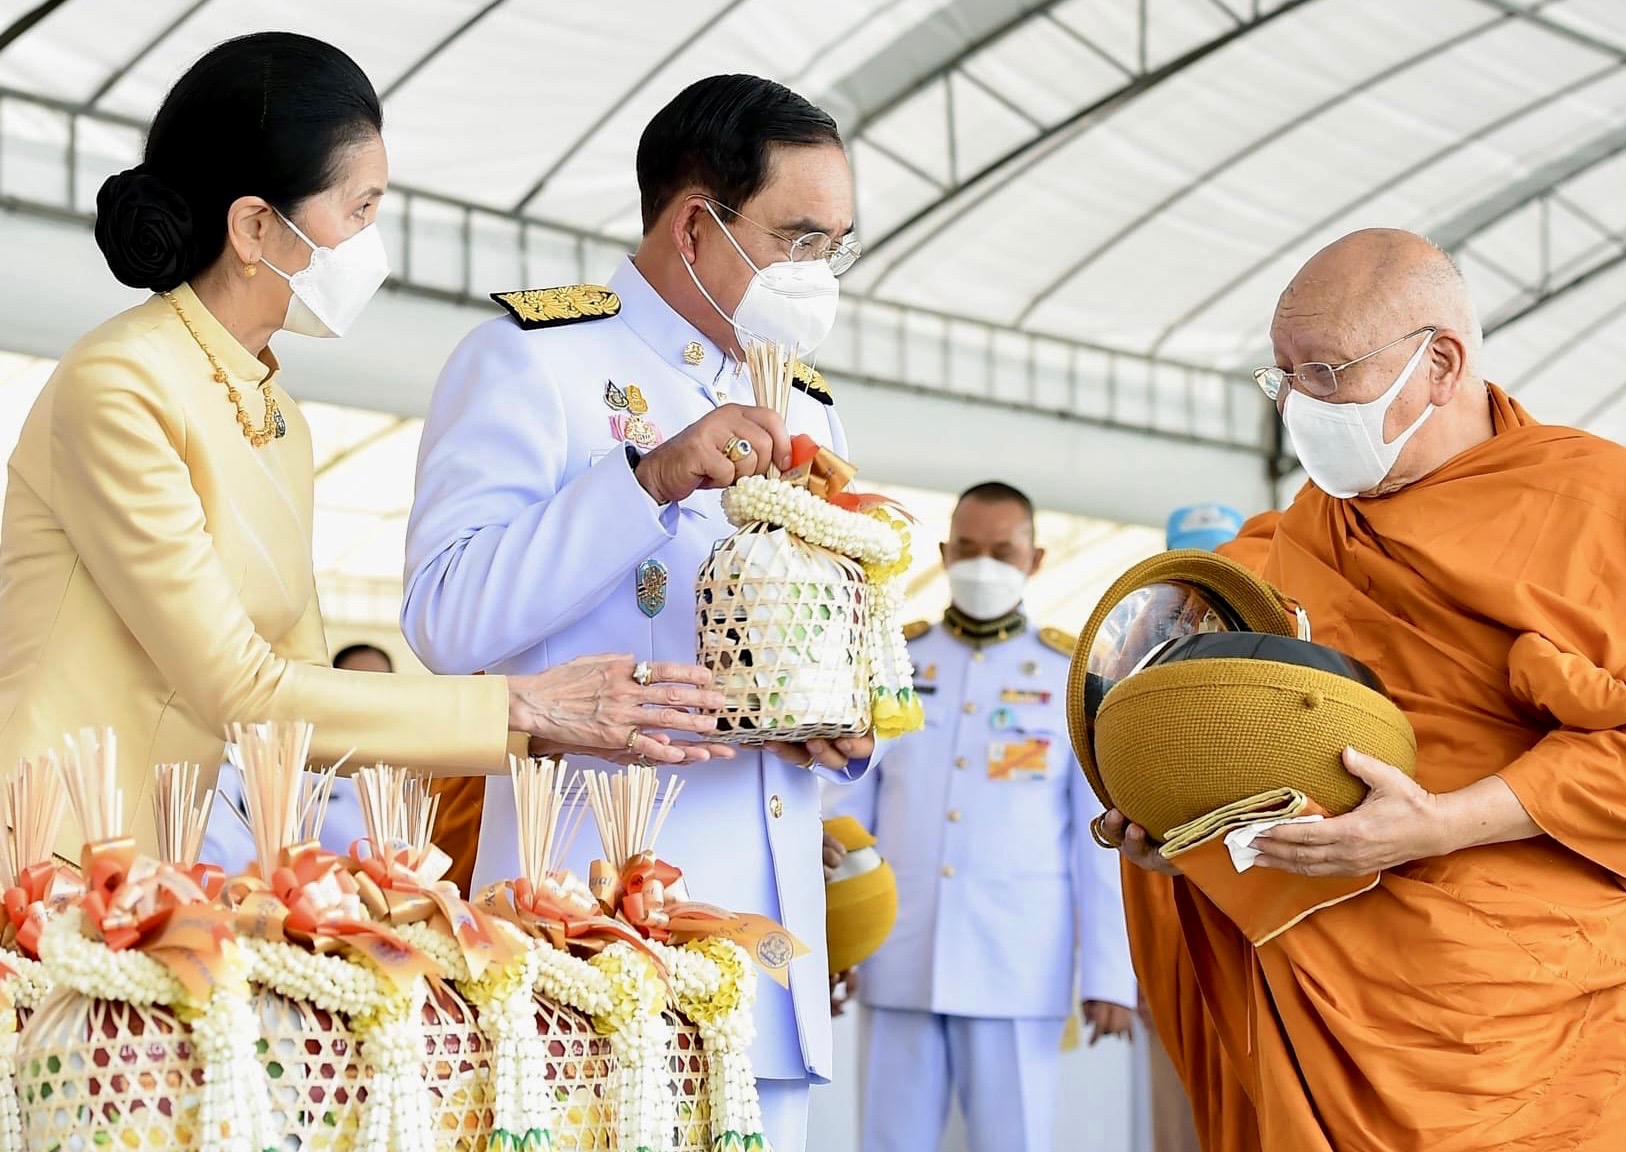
[1224,814,1324,872]
[1161,789,1378,946]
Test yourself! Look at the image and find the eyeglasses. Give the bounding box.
[699,196,863,276]
[1253,326,1437,403]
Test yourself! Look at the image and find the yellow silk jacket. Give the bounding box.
[0,283,510,856]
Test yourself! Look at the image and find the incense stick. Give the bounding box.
[355,762,437,869]
[743,338,797,481]
[0,755,69,888]
[153,761,213,868]
[59,727,124,844]
[510,755,585,887]
[231,720,317,879]
[584,763,684,870]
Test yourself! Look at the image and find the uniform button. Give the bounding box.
[947,810,962,823]
[972,650,985,663]
[962,702,977,715]
[769,795,783,818]
[716,389,729,402]
[955,757,967,769]
[940,865,956,878]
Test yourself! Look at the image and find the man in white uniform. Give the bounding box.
[826,483,1136,1152]
[401,74,873,1152]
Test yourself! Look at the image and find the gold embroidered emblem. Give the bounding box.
[491,284,621,329]
[683,341,705,365]
[625,384,649,415]
[792,360,833,405]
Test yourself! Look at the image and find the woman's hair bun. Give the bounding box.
[93,165,195,292]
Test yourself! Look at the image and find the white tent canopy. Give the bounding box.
[1,0,1624,518]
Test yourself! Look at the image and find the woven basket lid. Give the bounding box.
[1093,631,1417,839]
[1064,550,1305,813]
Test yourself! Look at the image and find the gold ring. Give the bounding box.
[625,728,641,752]
[724,437,753,464]
[633,661,653,687]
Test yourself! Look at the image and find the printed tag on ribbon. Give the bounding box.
[702,914,809,989]
[987,737,1051,781]
[1000,688,1052,705]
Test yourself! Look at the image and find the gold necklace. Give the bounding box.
[162,291,286,447]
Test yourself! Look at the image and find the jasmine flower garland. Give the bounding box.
[722,477,902,566]
[0,948,51,1150]
[38,908,274,1152]
[0,954,48,1015]
[651,937,765,1149]
[590,943,671,1152]
[242,935,427,1152]
[461,945,556,1150]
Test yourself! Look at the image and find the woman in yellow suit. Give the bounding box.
[0,32,727,858]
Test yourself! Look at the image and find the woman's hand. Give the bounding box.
[507,655,730,765]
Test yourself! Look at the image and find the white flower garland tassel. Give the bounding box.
[36,909,274,1152]
[592,943,672,1152]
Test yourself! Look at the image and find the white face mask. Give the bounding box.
[685,202,840,357]
[1281,334,1436,499]
[262,209,390,338]
[946,557,1028,621]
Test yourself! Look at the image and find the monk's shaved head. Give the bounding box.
[1269,227,1494,495]
[1272,228,1482,371]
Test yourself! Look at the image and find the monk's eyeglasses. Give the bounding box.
[1253,326,1437,403]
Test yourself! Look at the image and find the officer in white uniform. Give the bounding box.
[401,75,872,1152]
[826,483,1137,1152]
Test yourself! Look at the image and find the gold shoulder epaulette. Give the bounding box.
[1039,626,1077,657]
[792,360,833,406]
[903,620,931,642]
[492,284,620,330]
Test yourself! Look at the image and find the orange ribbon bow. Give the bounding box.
[4,860,85,958]
[476,873,666,979]
[350,839,521,981]
[77,838,233,1002]
[225,840,437,994]
[784,434,914,518]
[593,852,809,988]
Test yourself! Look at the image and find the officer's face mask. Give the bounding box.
[261,209,390,339]
[685,202,840,357]
[946,557,1028,621]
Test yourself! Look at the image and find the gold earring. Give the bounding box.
[242,263,258,279]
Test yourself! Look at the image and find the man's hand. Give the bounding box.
[766,734,876,774]
[633,404,792,505]
[1082,1000,1134,1044]
[822,831,848,881]
[1097,809,1179,876]
[831,967,861,1017]
[1250,747,1447,877]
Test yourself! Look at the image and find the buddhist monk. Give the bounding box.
[1103,228,1626,1151]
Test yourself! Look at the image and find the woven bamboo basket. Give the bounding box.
[533,993,614,1149]
[697,523,871,744]
[254,988,366,1150]
[661,1010,713,1152]
[423,981,493,1151]
[17,988,204,1150]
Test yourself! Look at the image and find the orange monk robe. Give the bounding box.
[1125,384,1626,1150]
[431,775,485,896]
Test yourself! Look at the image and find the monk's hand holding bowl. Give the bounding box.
[1250,747,1445,876]
[1100,808,1181,877]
